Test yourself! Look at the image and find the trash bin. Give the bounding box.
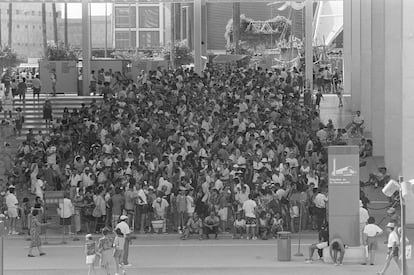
[277,231,291,261]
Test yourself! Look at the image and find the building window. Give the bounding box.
[115,6,136,28]
[139,31,159,48]
[138,6,159,28]
[25,25,28,29]
[115,31,136,49]
[16,10,20,15]
[33,25,36,29]
[16,24,20,29]
[32,11,35,16]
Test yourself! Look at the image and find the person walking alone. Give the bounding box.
[377,223,401,275]
[28,209,49,257]
[115,215,132,267]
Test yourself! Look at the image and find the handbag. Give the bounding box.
[92,205,102,218]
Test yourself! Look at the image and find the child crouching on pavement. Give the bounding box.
[233,212,246,239]
[181,213,203,240]
[85,234,96,275]
[258,211,271,240]
[270,212,284,238]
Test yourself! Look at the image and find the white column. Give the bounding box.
[360,0,372,132]
[401,0,414,181]
[343,0,352,95]
[82,0,91,96]
[305,0,313,90]
[193,0,202,75]
[350,0,361,111]
[371,0,385,156]
[384,0,402,178]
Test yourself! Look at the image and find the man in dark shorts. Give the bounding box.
[32,75,42,102]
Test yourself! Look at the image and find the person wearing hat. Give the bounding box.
[5,185,19,235]
[115,215,132,267]
[377,222,401,275]
[84,234,96,275]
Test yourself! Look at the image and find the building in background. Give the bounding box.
[113,3,167,50]
[0,3,60,60]
[58,15,113,52]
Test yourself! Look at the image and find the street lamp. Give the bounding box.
[382,176,408,275]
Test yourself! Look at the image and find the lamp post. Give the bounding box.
[382,177,408,275]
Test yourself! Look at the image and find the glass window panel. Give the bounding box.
[139,31,160,48]
[139,6,159,28]
[115,7,136,28]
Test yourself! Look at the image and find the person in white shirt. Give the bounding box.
[313,188,328,230]
[363,217,383,265]
[242,194,257,240]
[377,223,401,275]
[352,110,365,135]
[34,175,45,200]
[136,183,148,234]
[5,186,19,235]
[272,169,285,186]
[116,215,131,266]
[58,194,74,235]
[359,200,370,244]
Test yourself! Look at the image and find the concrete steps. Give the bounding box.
[11,94,103,135]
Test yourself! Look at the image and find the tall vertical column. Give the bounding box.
[82,0,91,96]
[343,0,351,95]
[193,0,202,75]
[8,2,12,48]
[52,3,58,44]
[401,0,414,183]
[233,2,240,54]
[42,2,47,58]
[384,0,403,178]
[371,0,385,156]
[350,0,361,111]
[305,0,313,90]
[360,0,372,131]
[64,3,68,48]
[201,0,207,57]
[0,7,2,46]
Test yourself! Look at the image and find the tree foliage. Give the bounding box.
[0,46,20,71]
[163,40,194,67]
[46,41,79,61]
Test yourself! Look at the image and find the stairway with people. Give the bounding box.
[12,94,103,137]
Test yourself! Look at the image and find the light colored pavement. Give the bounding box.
[319,94,353,129]
[4,234,413,275]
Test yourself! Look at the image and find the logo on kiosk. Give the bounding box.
[331,159,356,177]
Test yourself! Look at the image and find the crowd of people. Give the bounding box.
[1,64,342,243]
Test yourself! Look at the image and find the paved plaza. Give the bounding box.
[4,232,414,275]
